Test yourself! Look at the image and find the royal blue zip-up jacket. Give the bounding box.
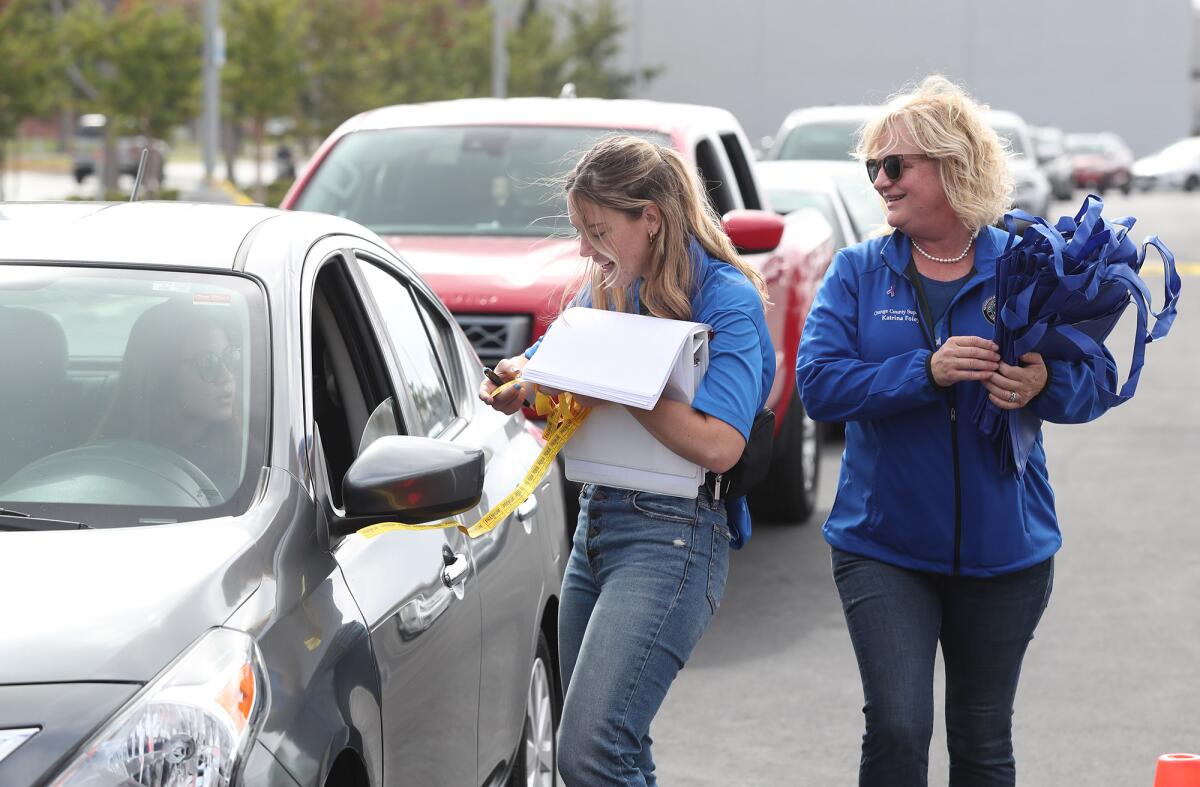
[796,225,1118,577]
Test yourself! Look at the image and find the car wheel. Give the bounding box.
[749,389,821,524]
[1185,175,1199,192]
[509,631,558,787]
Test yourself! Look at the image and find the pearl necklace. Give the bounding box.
[911,228,978,264]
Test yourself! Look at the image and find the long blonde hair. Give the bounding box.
[857,75,1013,234]
[564,134,767,319]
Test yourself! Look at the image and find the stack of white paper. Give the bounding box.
[522,307,711,497]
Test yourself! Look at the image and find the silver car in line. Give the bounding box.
[0,201,566,787]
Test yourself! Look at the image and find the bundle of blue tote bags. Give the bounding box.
[974,194,1182,474]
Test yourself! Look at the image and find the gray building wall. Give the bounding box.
[606,0,1194,156]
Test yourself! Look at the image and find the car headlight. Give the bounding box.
[50,628,269,787]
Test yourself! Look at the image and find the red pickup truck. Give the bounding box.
[283,97,834,522]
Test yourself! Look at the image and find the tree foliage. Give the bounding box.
[0,0,63,184]
[64,0,201,138]
[371,0,494,106]
[223,0,306,127]
[553,0,661,98]
[3,0,659,195]
[222,0,307,194]
[299,0,380,141]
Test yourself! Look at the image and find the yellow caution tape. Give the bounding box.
[357,380,590,540]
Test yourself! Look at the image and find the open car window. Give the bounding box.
[0,265,268,526]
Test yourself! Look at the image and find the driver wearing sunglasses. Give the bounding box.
[797,75,1118,786]
[99,300,246,500]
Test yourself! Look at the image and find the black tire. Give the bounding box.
[1185,175,1199,192]
[508,631,558,787]
[749,389,821,524]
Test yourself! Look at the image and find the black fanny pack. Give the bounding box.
[708,408,774,500]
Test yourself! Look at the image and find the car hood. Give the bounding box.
[0,519,263,684]
[1134,154,1196,176]
[382,234,582,311]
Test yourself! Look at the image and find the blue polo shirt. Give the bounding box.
[526,238,775,547]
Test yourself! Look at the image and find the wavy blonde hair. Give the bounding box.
[564,134,767,319]
[856,75,1013,234]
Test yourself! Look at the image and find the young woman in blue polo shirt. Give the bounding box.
[480,135,775,786]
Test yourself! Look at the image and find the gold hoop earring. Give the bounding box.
[649,230,656,243]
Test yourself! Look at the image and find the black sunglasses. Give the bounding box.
[865,153,934,182]
[186,346,243,384]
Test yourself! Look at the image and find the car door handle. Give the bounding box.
[513,494,537,525]
[442,551,469,590]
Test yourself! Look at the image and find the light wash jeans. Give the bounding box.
[831,547,1055,787]
[557,483,731,786]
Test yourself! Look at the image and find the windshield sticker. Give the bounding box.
[193,292,232,306]
[152,281,191,293]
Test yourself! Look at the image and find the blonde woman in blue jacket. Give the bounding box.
[796,77,1117,786]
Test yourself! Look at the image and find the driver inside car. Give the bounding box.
[97,299,245,502]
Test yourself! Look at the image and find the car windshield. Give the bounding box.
[293,125,670,237]
[829,170,886,240]
[0,266,267,527]
[772,120,863,161]
[1066,137,1110,155]
[991,125,1029,158]
[1034,132,1064,158]
[767,190,846,248]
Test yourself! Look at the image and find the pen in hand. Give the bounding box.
[483,366,532,408]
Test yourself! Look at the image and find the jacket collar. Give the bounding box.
[879,225,1004,277]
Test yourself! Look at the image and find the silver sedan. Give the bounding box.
[0,201,566,787]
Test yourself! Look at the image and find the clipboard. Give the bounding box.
[521,308,710,497]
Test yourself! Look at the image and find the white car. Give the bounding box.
[756,159,887,249]
[985,110,1052,219]
[1032,126,1075,201]
[1132,137,1200,192]
[766,105,881,162]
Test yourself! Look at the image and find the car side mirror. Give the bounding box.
[336,435,484,534]
[722,209,785,254]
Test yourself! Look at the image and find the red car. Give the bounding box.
[1065,132,1134,194]
[283,98,835,522]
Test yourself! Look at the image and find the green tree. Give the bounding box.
[0,0,63,198]
[63,0,201,192]
[554,0,660,98]
[504,0,660,99]
[370,0,493,105]
[223,0,307,200]
[506,1,566,97]
[299,0,379,142]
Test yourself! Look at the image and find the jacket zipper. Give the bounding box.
[946,310,963,576]
[903,263,966,576]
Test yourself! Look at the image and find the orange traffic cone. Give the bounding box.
[1154,753,1200,787]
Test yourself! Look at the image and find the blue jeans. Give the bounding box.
[831,548,1054,787]
[557,484,731,786]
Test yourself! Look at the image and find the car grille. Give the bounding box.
[455,314,532,369]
